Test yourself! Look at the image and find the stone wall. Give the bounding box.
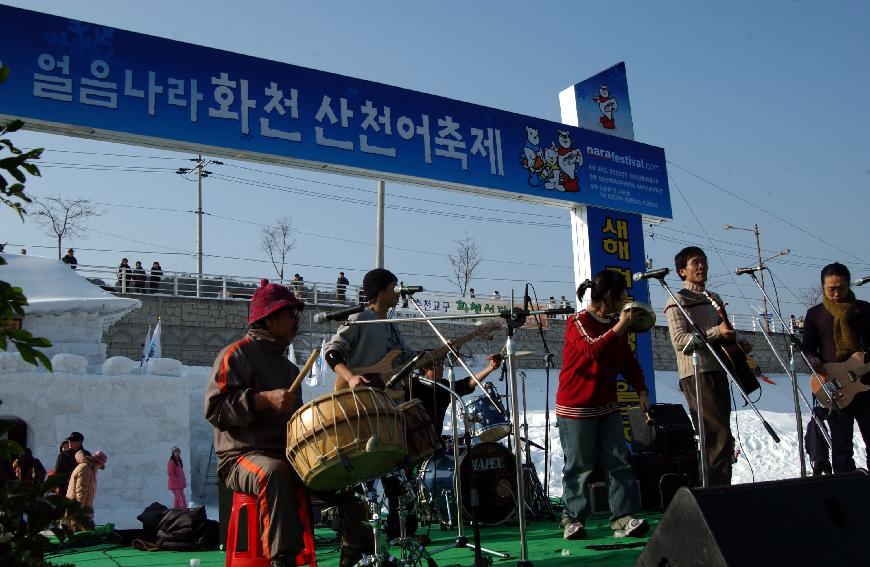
[105,294,565,369]
[106,294,807,375]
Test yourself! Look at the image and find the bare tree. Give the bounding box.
[448,231,483,296]
[797,286,821,309]
[260,216,296,283]
[31,196,102,259]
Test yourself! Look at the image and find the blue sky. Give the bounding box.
[3,0,868,321]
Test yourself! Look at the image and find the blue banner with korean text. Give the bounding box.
[0,5,671,219]
[585,206,657,440]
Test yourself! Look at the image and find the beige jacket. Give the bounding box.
[664,281,726,379]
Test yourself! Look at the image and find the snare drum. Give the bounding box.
[395,399,441,466]
[286,387,406,492]
[465,388,511,442]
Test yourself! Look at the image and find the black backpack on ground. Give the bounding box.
[134,504,219,551]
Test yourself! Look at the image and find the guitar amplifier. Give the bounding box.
[629,403,697,456]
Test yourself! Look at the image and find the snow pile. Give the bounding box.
[50,353,88,374]
[0,253,139,322]
[145,357,183,377]
[102,356,138,375]
[0,352,31,373]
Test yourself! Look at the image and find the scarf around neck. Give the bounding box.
[823,290,859,361]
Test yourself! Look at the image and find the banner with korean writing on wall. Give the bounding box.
[586,205,656,441]
[0,5,669,219]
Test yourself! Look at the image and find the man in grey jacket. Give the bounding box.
[204,279,305,567]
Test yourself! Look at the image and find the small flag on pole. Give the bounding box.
[143,317,162,367]
[140,325,152,367]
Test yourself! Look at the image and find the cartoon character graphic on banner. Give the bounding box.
[520,126,545,186]
[543,145,562,190]
[556,130,582,192]
[593,85,618,130]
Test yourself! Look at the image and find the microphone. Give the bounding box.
[632,267,670,282]
[313,304,365,324]
[395,284,424,295]
[855,276,870,287]
[736,265,763,276]
[385,351,427,388]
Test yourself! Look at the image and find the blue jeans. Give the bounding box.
[558,412,640,523]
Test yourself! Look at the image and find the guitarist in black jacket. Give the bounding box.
[802,263,870,474]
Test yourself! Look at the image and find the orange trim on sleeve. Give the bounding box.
[237,455,271,558]
[217,337,252,393]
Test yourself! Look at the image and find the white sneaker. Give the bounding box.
[612,516,649,538]
[563,520,586,540]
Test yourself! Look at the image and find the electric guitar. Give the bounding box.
[334,319,503,392]
[811,352,870,410]
[701,290,761,396]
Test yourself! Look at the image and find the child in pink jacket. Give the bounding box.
[167,447,187,508]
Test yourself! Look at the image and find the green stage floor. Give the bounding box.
[46,513,660,567]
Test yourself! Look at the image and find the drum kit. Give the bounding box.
[284,294,657,567]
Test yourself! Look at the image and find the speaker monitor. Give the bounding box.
[635,471,870,566]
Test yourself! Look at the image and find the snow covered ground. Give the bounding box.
[434,368,867,496]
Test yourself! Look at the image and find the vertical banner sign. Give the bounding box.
[561,62,662,440]
[586,206,657,439]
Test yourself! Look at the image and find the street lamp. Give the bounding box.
[723,223,768,329]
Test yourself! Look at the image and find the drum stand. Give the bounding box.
[518,370,555,520]
[358,473,437,567]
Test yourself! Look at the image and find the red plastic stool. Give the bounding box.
[225,490,318,567]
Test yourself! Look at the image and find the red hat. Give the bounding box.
[249,279,304,324]
[93,451,108,469]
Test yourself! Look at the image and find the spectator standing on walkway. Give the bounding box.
[166,446,187,508]
[132,261,147,293]
[336,271,350,302]
[61,248,78,270]
[116,258,131,291]
[149,261,163,294]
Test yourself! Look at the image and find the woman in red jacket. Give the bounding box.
[167,447,187,509]
[557,270,650,540]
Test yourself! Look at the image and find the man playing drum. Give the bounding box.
[204,280,306,567]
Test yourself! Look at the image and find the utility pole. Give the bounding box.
[724,223,768,330]
[375,180,385,268]
[177,155,223,297]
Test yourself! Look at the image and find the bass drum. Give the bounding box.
[418,442,516,527]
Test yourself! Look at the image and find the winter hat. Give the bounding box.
[93,451,108,470]
[249,279,304,324]
[68,431,84,442]
[362,268,398,303]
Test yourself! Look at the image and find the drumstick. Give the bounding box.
[289,348,321,393]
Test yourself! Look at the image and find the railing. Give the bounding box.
[72,263,364,306]
[68,263,786,332]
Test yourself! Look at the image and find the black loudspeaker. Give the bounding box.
[635,471,870,566]
[632,452,699,510]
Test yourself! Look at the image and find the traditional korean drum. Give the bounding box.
[395,399,441,466]
[286,387,406,492]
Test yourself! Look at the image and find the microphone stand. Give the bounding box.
[739,270,835,468]
[654,277,781,487]
[419,371,510,564]
[500,291,534,567]
[526,286,557,502]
